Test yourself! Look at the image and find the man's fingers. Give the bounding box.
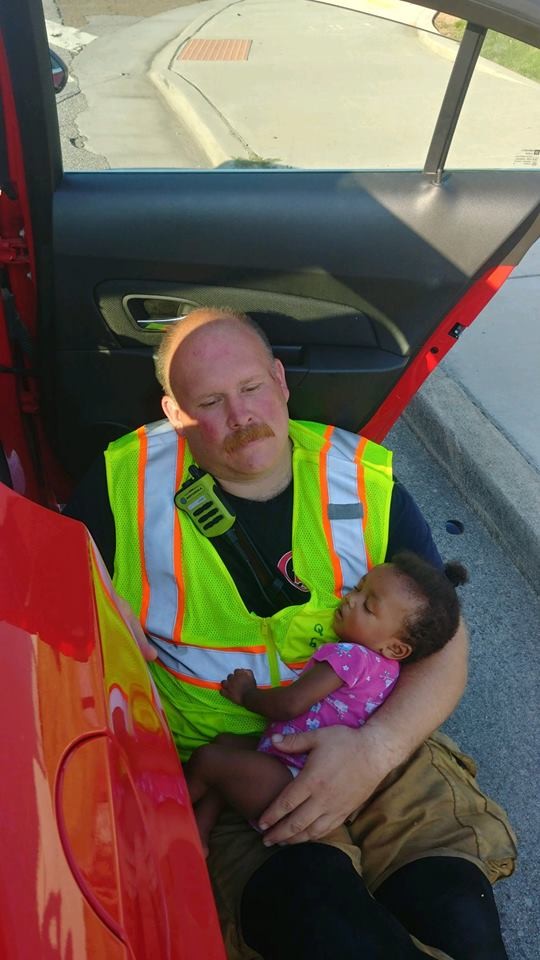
[276,812,341,846]
[258,775,312,835]
[261,796,333,846]
[271,731,317,754]
[258,732,323,840]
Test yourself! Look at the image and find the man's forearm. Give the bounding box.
[361,617,468,770]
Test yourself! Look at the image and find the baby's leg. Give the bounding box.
[186,743,293,822]
[185,735,260,852]
[193,790,225,857]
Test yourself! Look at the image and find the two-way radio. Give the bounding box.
[174,465,236,537]
[174,465,291,611]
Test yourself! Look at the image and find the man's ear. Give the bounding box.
[273,358,290,402]
[385,639,413,661]
[161,394,184,432]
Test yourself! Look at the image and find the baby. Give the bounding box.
[185,551,467,852]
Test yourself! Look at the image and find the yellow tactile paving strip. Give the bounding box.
[178,38,252,62]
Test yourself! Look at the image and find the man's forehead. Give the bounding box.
[170,316,264,362]
[168,318,272,395]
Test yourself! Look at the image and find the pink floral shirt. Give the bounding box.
[258,642,400,771]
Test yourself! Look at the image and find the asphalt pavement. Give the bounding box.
[387,416,540,960]
[405,241,540,594]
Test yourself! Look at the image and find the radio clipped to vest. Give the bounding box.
[175,465,292,611]
[174,465,236,537]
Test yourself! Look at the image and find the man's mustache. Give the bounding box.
[223,423,275,453]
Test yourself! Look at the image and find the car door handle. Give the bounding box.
[122,294,201,331]
[135,316,180,331]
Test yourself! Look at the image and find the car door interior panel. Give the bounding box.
[45,170,539,477]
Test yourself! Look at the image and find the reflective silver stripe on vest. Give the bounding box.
[139,420,369,679]
[144,423,181,640]
[139,421,300,688]
[145,418,177,438]
[326,427,368,593]
[150,635,299,687]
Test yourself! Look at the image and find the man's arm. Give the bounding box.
[221,663,343,720]
[362,615,468,764]
[258,618,468,844]
[386,480,443,567]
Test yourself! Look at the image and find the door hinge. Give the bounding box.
[1,287,37,413]
[2,287,34,356]
[0,235,29,264]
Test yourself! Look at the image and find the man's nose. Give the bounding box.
[226,395,253,429]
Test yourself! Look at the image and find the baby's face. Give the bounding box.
[332,565,417,660]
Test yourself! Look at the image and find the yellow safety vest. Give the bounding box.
[105,419,393,758]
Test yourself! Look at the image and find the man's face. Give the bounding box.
[162,320,291,485]
[333,565,416,660]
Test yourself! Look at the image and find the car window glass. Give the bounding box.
[45,0,539,173]
[443,24,540,169]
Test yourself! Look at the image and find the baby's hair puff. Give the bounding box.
[390,552,468,663]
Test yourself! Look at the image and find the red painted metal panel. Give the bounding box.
[362,264,514,442]
[0,485,226,959]
[0,33,61,506]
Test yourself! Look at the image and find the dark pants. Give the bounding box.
[241,847,508,959]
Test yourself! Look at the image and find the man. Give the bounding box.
[65,307,515,960]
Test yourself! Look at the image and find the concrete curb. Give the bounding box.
[149,0,252,167]
[149,2,532,168]
[150,64,248,167]
[150,3,449,166]
[404,368,540,594]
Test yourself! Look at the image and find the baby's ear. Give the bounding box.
[387,639,412,661]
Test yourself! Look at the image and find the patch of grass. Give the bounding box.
[434,14,466,43]
[434,14,540,83]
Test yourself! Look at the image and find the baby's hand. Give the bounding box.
[221,668,257,705]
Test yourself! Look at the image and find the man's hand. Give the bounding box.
[258,724,397,845]
[221,668,257,705]
[257,619,469,845]
[115,594,157,662]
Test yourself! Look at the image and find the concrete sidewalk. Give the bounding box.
[149,0,540,591]
[404,241,540,592]
[150,0,538,169]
